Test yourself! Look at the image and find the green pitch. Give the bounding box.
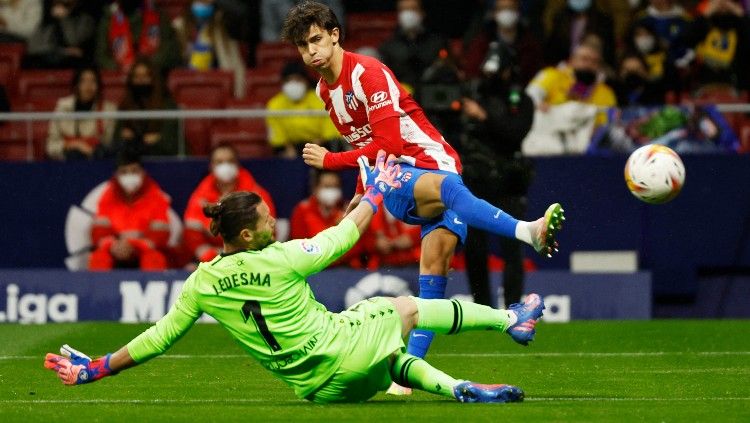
[1,321,748,422]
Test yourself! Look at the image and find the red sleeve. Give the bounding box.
[323,115,403,170]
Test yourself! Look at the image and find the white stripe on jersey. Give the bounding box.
[398,114,458,173]
[382,69,403,113]
[351,63,368,117]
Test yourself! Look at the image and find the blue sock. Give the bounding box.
[406,274,447,358]
[440,174,519,238]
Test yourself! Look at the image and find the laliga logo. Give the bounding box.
[0,284,77,324]
[63,182,183,270]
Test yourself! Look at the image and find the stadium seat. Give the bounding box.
[345,12,396,48]
[167,69,233,108]
[0,122,34,161]
[210,124,272,159]
[245,68,282,104]
[0,43,24,93]
[255,42,300,71]
[155,0,188,20]
[17,70,73,103]
[101,70,127,105]
[226,98,267,129]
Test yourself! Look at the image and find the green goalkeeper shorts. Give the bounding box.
[306,297,405,404]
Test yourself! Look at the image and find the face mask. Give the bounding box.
[398,10,422,32]
[282,80,307,102]
[191,2,214,21]
[131,84,153,99]
[628,0,641,8]
[213,162,239,183]
[635,35,655,53]
[574,69,597,86]
[495,10,519,28]
[117,173,143,194]
[568,0,592,12]
[316,187,342,206]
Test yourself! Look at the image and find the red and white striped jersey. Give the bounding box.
[316,51,462,175]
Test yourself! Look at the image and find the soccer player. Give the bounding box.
[283,0,563,383]
[44,151,545,404]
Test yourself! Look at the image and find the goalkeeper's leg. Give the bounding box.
[389,352,524,403]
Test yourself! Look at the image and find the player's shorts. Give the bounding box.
[383,164,468,244]
[305,297,405,404]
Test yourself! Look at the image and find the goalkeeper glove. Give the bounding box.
[44,344,115,385]
[357,150,402,213]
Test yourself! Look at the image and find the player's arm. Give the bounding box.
[287,151,401,277]
[44,282,202,385]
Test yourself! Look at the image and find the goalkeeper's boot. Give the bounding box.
[531,203,564,257]
[453,382,524,403]
[506,293,545,346]
[386,381,412,396]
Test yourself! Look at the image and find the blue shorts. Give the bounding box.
[383,164,468,244]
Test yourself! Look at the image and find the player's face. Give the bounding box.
[251,201,276,249]
[296,25,339,72]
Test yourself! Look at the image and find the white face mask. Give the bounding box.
[568,0,591,12]
[398,10,422,32]
[316,187,342,207]
[213,162,239,183]
[282,80,307,102]
[117,173,143,194]
[495,10,519,28]
[635,36,655,53]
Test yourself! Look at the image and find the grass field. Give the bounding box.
[1,320,749,422]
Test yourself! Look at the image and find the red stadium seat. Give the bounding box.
[101,70,128,105]
[210,124,272,159]
[245,68,282,103]
[155,0,188,20]
[255,42,300,71]
[0,122,34,161]
[345,12,396,48]
[0,43,24,92]
[226,98,267,129]
[167,69,233,108]
[17,70,74,103]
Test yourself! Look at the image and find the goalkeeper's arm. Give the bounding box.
[44,288,201,385]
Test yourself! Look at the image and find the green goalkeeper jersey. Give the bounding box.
[127,219,361,398]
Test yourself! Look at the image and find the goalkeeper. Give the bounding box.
[44,151,545,404]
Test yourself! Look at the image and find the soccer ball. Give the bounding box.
[624,144,685,204]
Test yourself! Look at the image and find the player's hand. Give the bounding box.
[357,150,401,212]
[44,344,114,385]
[302,143,329,169]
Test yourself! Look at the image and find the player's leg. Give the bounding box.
[412,172,564,257]
[404,228,456,359]
[389,352,524,403]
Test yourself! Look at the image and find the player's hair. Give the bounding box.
[209,142,239,162]
[202,192,262,241]
[281,0,342,46]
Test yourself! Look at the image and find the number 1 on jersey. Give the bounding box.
[241,300,282,352]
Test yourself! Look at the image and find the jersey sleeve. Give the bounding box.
[323,115,403,170]
[126,279,202,363]
[282,218,360,278]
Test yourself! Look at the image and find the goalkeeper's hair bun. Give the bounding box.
[202,191,263,240]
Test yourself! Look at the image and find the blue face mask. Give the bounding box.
[191,2,214,20]
[568,0,592,12]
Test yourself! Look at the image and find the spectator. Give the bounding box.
[183,144,277,263]
[367,209,421,270]
[634,0,694,85]
[0,0,42,43]
[462,0,544,84]
[526,43,616,124]
[626,21,670,84]
[95,0,180,72]
[25,0,95,69]
[543,0,617,67]
[614,53,666,106]
[173,0,246,98]
[47,66,117,161]
[690,0,749,93]
[460,43,535,306]
[115,57,179,156]
[290,170,366,268]
[265,61,340,158]
[89,148,171,270]
[378,0,447,91]
[261,0,343,42]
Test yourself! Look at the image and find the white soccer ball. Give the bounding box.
[624,144,685,204]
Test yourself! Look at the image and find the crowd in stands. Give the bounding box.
[1,0,749,270]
